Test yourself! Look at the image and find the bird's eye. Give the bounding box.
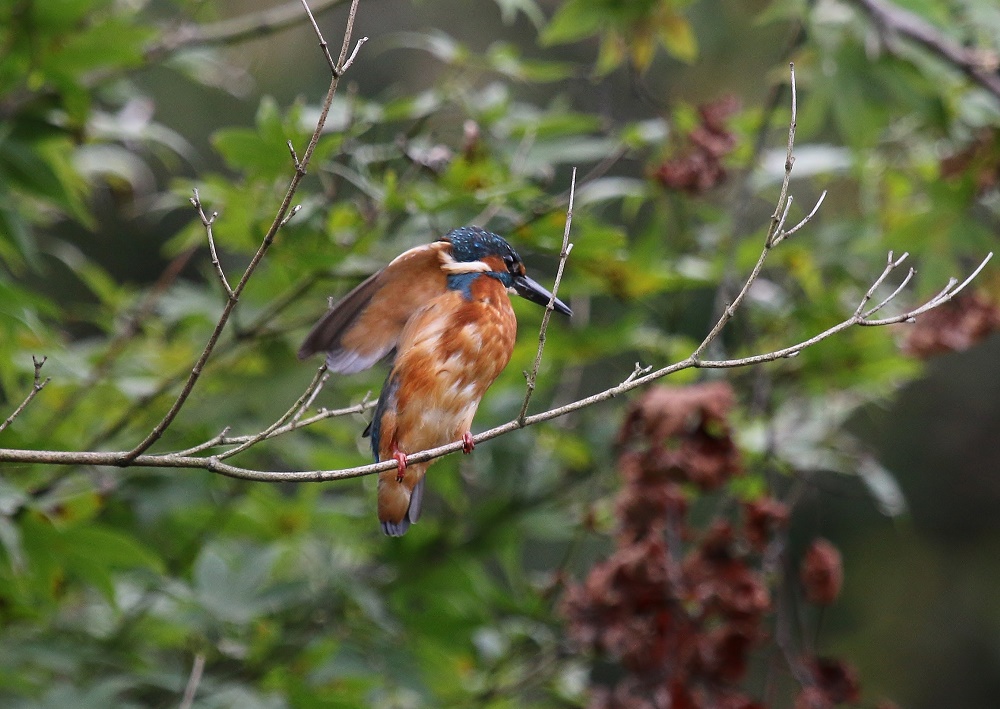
[503,254,516,271]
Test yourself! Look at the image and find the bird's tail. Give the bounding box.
[377,463,428,536]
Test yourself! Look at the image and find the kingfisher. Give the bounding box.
[298,226,572,536]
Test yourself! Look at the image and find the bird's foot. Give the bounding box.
[392,448,408,482]
[462,431,475,455]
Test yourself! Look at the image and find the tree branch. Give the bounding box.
[0,62,992,489]
[146,0,351,61]
[0,357,50,434]
[191,189,233,297]
[853,0,1000,102]
[178,653,206,709]
[120,0,365,463]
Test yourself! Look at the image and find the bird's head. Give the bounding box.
[438,226,572,316]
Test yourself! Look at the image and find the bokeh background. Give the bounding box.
[2,0,1000,706]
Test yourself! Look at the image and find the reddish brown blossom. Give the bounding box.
[616,463,688,542]
[619,382,742,490]
[685,528,771,622]
[565,383,878,708]
[695,625,757,683]
[794,686,833,709]
[806,657,861,704]
[900,291,1000,358]
[652,96,740,194]
[800,539,843,606]
[743,498,790,552]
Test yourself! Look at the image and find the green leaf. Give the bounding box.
[657,12,698,63]
[540,0,606,45]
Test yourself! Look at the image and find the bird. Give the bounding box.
[298,226,572,536]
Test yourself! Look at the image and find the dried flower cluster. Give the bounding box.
[652,96,740,194]
[563,383,867,709]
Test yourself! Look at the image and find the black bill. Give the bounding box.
[512,275,572,316]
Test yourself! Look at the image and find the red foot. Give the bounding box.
[462,432,475,455]
[392,447,408,482]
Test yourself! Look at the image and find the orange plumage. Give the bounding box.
[299,227,570,535]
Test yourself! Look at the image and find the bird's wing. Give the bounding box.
[297,242,450,373]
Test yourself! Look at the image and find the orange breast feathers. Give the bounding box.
[376,273,517,460]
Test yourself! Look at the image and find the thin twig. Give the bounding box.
[853,251,908,316]
[300,0,339,75]
[217,365,330,460]
[864,266,914,318]
[767,63,798,249]
[120,0,364,463]
[292,370,335,424]
[191,189,233,297]
[517,167,576,425]
[178,653,206,709]
[0,357,50,434]
[169,397,373,457]
[147,0,349,60]
[691,64,803,362]
[339,36,368,75]
[172,427,231,457]
[771,190,827,246]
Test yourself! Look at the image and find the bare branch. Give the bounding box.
[191,189,234,297]
[518,167,576,425]
[864,267,915,318]
[766,62,798,249]
[0,357,50,434]
[280,204,302,227]
[692,64,802,362]
[860,252,993,326]
[853,0,1000,102]
[339,37,369,76]
[771,190,827,247]
[0,62,993,491]
[217,365,330,460]
[621,362,653,386]
[147,0,350,60]
[300,0,339,75]
[854,251,908,317]
[173,427,231,457]
[120,0,364,463]
[178,653,206,709]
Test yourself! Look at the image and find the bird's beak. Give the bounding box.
[512,275,572,316]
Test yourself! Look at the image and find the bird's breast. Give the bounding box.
[383,277,517,453]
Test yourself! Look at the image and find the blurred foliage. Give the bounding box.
[0,0,999,706]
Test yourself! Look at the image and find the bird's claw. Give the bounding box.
[393,449,408,482]
[462,431,475,455]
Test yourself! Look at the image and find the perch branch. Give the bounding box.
[0,248,989,480]
[0,63,993,485]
